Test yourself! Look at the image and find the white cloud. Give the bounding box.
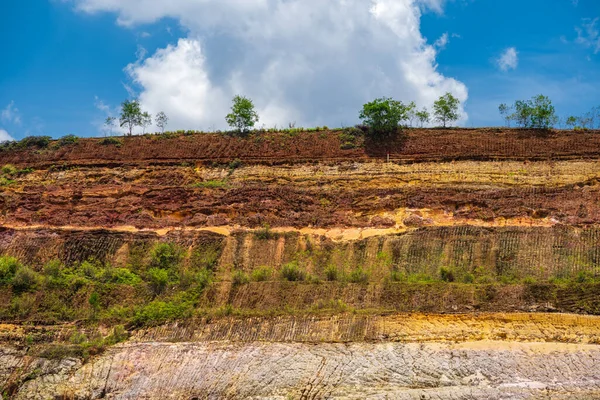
[70,0,468,129]
[1,101,22,125]
[576,18,600,54]
[0,129,14,142]
[497,47,518,71]
[434,32,449,50]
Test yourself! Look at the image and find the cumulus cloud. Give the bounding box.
[0,129,14,142]
[1,101,22,125]
[71,0,468,129]
[497,47,518,71]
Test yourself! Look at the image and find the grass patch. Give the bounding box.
[193,180,228,189]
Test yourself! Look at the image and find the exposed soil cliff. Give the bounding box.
[1,128,600,399]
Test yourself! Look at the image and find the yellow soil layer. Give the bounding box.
[127,313,600,344]
[217,160,600,188]
[8,160,600,189]
[0,215,557,241]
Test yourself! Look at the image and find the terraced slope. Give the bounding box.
[1,128,600,399]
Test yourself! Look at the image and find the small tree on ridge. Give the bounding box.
[433,92,460,128]
[359,97,411,136]
[155,111,169,133]
[226,95,259,132]
[119,100,142,136]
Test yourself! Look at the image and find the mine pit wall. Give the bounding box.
[2,226,600,314]
[2,226,600,283]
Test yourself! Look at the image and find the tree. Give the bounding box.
[566,116,578,130]
[529,94,557,129]
[406,101,417,127]
[141,111,152,134]
[512,100,532,128]
[359,97,411,136]
[415,108,430,128]
[226,95,259,132]
[119,99,142,136]
[510,95,557,129]
[433,92,460,127]
[498,103,512,127]
[155,111,169,133]
[104,116,116,136]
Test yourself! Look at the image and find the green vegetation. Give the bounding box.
[433,92,460,127]
[119,99,152,136]
[57,134,78,147]
[499,94,558,129]
[99,137,122,147]
[281,261,306,282]
[348,267,369,284]
[359,97,411,136]
[439,267,455,282]
[193,180,228,189]
[254,224,274,240]
[232,270,250,286]
[155,111,169,133]
[251,266,273,282]
[415,107,430,127]
[19,135,52,148]
[226,95,259,132]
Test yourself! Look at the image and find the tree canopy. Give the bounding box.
[226,96,259,132]
[433,93,460,128]
[359,97,411,136]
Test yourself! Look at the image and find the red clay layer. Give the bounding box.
[2,128,600,167]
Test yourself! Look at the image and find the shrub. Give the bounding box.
[324,265,339,281]
[0,256,21,284]
[88,292,101,316]
[150,243,183,271]
[104,325,129,345]
[228,158,242,170]
[389,270,406,282]
[12,266,40,293]
[522,276,537,285]
[576,271,596,283]
[147,268,170,295]
[1,164,18,175]
[58,134,78,147]
[463,273,475,284]
[439,267,455,282]
[195,268,213,291]
[251,266,273,282]
[406,273,434,283]
[77,260,100,281]
[191,245,221,271]
[255,224,274,240]
[132,300,194,327]
[232,270,250,286]
[281,261,305,282]
[99,137,122,147]
[103,268,141,285]
[348,267,369,284]
[19,136,52,148]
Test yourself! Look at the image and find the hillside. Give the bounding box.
[2,128,600,399]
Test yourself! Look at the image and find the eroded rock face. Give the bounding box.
[3,341,600,399]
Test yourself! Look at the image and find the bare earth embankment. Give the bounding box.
[1,128,600,399]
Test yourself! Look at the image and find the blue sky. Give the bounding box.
[0,0,599,140]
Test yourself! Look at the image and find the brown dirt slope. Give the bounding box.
[2,128,600,167]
